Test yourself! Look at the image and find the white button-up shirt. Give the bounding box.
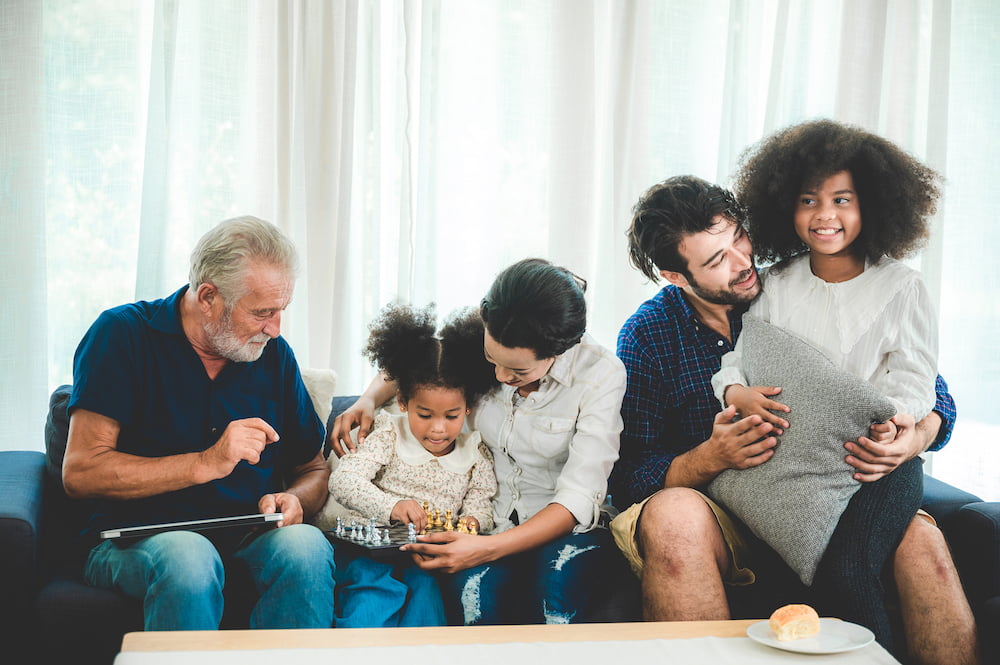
[468,334,626,533]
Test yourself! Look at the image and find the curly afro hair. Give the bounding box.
[363,302,496,407]
[734,119,941,266]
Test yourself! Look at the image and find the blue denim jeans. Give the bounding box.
[441,528,615,625]
[85,524,336,630]
[334,550,446,628]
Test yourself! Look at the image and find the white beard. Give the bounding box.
[205,310,271,363]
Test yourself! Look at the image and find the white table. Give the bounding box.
[115,620,901,664]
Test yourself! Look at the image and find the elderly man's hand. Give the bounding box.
[259,492,304,526]
[200,418,279,480]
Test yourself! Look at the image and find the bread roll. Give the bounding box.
[768,604,820,641]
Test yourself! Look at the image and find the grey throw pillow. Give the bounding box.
[706,315,896,585]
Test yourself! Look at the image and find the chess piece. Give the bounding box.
[433,508,442,528]
[469,521,479,535]
[444,509,454,531]
[456,517,468,534]
[407,522,417,542]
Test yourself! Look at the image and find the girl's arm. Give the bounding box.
[847,277,940,481]
[458,445,498,533]
[328,422,400,523]
[712,333,789,432]
[870,276,938,420]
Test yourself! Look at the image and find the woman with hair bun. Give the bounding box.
[330,258,627,626]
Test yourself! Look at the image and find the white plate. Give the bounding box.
[746,618,875,654]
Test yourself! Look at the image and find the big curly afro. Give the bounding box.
[734,119,941,266]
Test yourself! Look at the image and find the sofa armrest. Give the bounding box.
[0,450,47,641]
[951,502,1000,610]
[921,473,982,525]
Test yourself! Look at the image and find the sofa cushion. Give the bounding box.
[707,315,897,585]
[44,384,73,489]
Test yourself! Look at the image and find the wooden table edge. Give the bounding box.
[122,619,761,652]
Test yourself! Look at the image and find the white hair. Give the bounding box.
[188,216,298,307]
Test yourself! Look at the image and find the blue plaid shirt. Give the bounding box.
[610,285,956,508]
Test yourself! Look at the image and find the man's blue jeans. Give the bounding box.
[334,549,446,627]
[85,524,336,630]
[441,528,615,625]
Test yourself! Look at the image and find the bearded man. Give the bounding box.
[62,216,336,631]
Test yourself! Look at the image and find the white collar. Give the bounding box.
[388,412,483,474]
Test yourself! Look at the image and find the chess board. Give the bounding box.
[325,520,462,562]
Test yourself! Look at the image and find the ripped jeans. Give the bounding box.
[440,528,616,625]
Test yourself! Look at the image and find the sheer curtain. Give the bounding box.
[2,0,997,498]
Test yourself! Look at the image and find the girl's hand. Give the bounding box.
[845,413,918,482]
[723,384,789,433]
[400,531,498,574]
[328,396,376,458]
[866,419,898,444]
[390,499,427,532]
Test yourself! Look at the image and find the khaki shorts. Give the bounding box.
[610,489,756,585]
[609,490,937,587]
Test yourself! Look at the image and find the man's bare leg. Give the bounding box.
[637,488,731,620]
[895,516,979,665]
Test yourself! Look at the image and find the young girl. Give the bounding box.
[711,119,941,652]
[329,302,498,628]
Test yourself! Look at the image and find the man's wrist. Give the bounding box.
[916,411,943,454]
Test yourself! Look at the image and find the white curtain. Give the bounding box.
[2,0,997,498]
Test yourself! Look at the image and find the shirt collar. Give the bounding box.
[668,284,747,338]
[545,338,581,388]
[148,285,189,335]
[390,413,484,473]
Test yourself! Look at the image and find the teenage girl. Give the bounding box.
[330,302,497,628]
[712,118,942,653]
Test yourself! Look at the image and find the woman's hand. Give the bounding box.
[390,499,427,532]
[723,384,789,432]
[327,396,376,458]
[400,531,499,574]
[845,413,919,482]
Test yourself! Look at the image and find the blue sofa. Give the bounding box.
[0,388,996,664]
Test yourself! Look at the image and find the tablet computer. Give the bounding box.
[100,513,283,540]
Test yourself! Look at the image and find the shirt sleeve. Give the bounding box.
[614,323,676,507]
[553,355,626,533]
[871,277,938,422]
[712,340,747,408]
[328,422,399,523]
[928,374,956,451]
[459,442,497,533]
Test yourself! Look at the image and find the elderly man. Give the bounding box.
[62,216,335,630]
[610,176,978,665]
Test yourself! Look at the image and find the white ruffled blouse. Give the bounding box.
[712,254,938,420]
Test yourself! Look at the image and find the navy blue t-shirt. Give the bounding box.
[69,286,323,540]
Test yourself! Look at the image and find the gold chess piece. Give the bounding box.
[432,508,442,528]
[456,517,469,534]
